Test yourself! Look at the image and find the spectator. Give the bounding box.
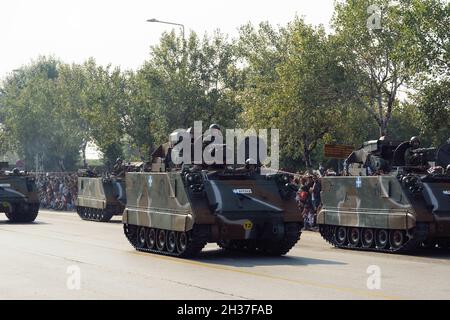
[35,172,78,211]
[310,174,321,230]
[295,172,322,231]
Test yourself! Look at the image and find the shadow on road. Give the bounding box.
[0,220,49,226]
[108,220,123,224]
[328,245,450,261]
[194,248,347,267]
[407,248,450,261]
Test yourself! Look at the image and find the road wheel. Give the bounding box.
[147,228,156,249]
[375,229,389,249]
[156,229,166,251]
[421,239,436,249]
[124,224,138,244]
[177,232,188,254]
[82,208,87,219]
[335,226,347,246]
[5,204,39,223]
[243,240,257,252]
[389,230,405,250]
[167,231,177,253]
[137,227,147,249]
[362,229,375,248]
[436,239,450,249]
[348,228,361,247]
[323,225,334,242]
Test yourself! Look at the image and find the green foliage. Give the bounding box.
[402,0,450,146]
[0,2,448,172]
[0,57,83,170]
[145,31,242,129]
[400,0,449,74]
[411,81,450,145]
[238,18,354,168]
[332,0,423,136]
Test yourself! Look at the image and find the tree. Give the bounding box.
[77,59,126,167]
[57,62,93,167]
[238,19,352,168]
[0,57,83,170]
[139,30,242,137]
[122,68,168,161]
[401,0,449,75]
[402,0,450,145]
[411,81,450,145]
[332,0,422,136]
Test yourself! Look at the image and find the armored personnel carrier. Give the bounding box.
[0,162,39,223]
[123,127,303,258]
[76,165,128,222]
[317,137,450,253]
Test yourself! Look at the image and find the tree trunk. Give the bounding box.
[303,144,313,169]
[379,118,386,137]
[305,152,312,169]
[377,90,386,137]
[81,141,88,168]
[379,114,390,137]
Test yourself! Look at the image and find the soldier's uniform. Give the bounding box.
[404,136,420,166]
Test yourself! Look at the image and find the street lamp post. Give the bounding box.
[146,18,185,40]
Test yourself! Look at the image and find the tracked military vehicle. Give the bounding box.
[0,162,39,223]
[123,127,303,258]
[318,137,450,253]
[76,166,127,222]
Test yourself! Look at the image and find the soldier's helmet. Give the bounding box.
[319,164,325,175]
[116,157,122,163]
[209,124,221,131]
[410,136,421,149]
[245,158,258,170]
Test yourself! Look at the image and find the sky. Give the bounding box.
[0,0,335,79]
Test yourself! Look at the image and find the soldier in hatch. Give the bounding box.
[404,136,421,166]
[112,158,125,176]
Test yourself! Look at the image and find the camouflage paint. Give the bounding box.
[123,172,194,232]
[76,177,125,213]
[317,176,416,230]
[0,174,39,214]
[123,171,302,241]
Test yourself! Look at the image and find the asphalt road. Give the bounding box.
[1,210,450,300]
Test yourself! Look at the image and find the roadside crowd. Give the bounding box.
[35,173,78,211]
[293,167,337,231]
